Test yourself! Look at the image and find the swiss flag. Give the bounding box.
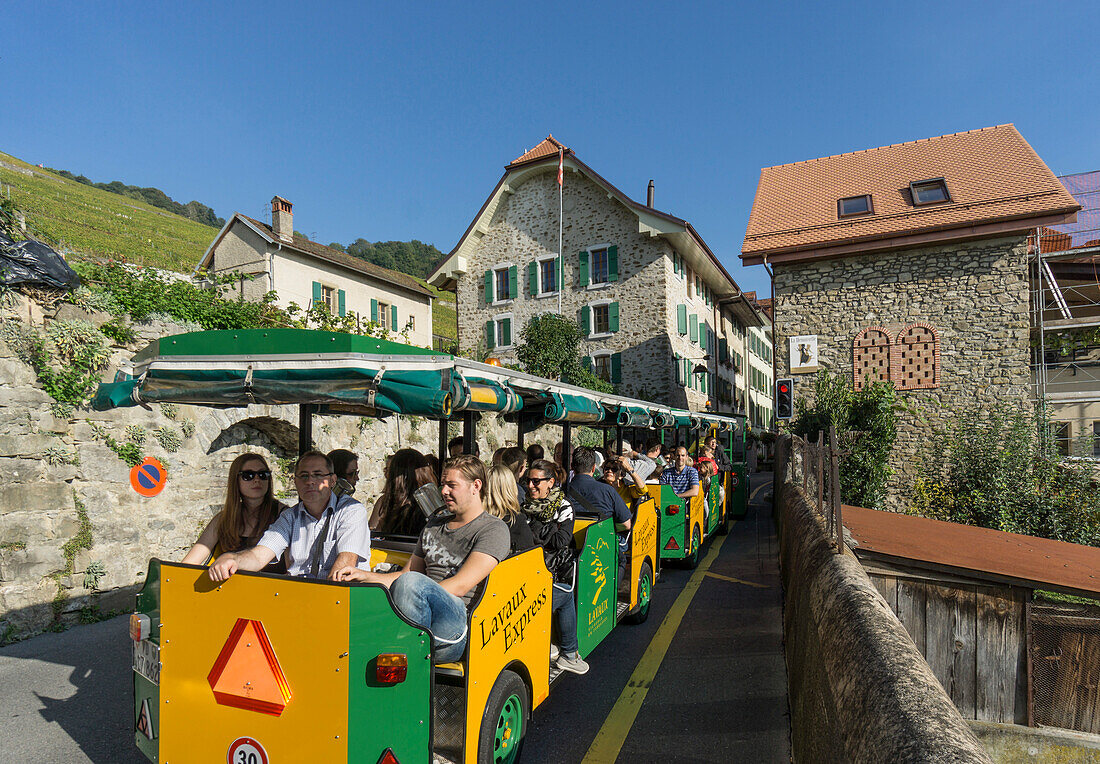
[557,148,564,186]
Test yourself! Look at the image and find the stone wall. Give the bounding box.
[773,235,1031,510]
[0,295,546,642]
[210,223,271,302]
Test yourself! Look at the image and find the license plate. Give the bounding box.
[132,639,160,685]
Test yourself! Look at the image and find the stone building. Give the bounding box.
[428,136,765,414]
[196,197,435,348]
[741,124,1080,508]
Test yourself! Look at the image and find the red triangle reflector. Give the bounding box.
[378,749,400,764]
[207,618,292,716]
[664,537,679,550]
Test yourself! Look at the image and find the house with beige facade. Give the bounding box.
[741,124,1080,507]
[196,196,434,348]
[428,136,766,415]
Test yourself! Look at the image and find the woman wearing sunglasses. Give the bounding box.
[182,452,286,573]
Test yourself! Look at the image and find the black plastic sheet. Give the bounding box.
[0,232,80,289]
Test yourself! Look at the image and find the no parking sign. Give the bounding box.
[130,457,167,497]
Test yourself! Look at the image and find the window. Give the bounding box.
[1093,422,1100,457]
[407,316,415,331]
[594,353,612,382]
[592,304,610,335]
[540,258,557,294]
[591,247,609,284]
[320,285,336,312]
[1052,421,1071,457]
[838,194,873,217]
[495,268,511,301]
[485,314,513,350]
[909,178,950,206]
[378,301,391,330]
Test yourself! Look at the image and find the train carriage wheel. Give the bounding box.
[624,561,653,624]
[479,669,528,764]
[684,526,702,569]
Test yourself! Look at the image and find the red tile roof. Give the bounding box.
[742,125,1080,263]
[238,215,432,298]
[844,504,1100,597]
[508,135,568,168]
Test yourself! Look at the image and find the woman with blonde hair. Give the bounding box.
[485,464,535,555]
[182,452,286,572]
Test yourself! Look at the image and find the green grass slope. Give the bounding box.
[0,151,214,272]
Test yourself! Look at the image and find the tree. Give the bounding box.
[514,313,612,394]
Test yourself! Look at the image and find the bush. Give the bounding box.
[912,405,1100,546]
[0,319,111,406]
[790,369,897,509]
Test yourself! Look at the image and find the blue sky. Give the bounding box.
[5,1,1099,296]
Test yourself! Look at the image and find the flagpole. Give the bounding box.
[558,148,564,316]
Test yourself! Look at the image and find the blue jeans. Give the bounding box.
[552,586,579,654]
[391,571,469,663]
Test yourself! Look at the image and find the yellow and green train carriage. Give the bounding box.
[100,328,745,763]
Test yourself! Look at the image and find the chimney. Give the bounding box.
[271,196,293,242]
[647,180,654,208]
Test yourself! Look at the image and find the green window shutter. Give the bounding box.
[702,372,708,394]
[370,298,379,323]
[485,320,495,350]
[528,261,538,295]
[557,258,563,291]
[677,304,687,335]
[312,281,322,306]
[609,301,620,332]
[608,245,619,282]
[611,352,622,384]
[580,305,591,337]
[578,250,589,287]
[719,337,728,363]
[484,269,493,303]
[582,356,593,374]
[338,289,346,317]
[391,304,398,329]
[689,314,698,343]
[508,265,517,299]
[501,317,512,347]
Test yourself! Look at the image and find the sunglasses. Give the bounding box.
[240,469,272,482]
[524,476,553,485]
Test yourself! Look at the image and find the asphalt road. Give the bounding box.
[0,472,788,764]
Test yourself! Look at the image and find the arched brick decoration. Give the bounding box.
[853,327,892,390]
[894,323,939,390]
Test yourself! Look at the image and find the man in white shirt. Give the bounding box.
[208,451,371,582]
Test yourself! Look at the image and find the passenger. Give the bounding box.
[599,454,647,500]
[694,444,718,482]
[372,448,436,537]
[521,459,588,675]
[619,439,656,482]
[334,456,510,663]
[553,442,564,466]
[491,446,506,464]
[706,435,733,472]
[207,450,371,582]
[567,447,632,585]
[448,435,480,458]
[182,452,286,573]
[424,452,440,479]
[499,446,528,502]
[328,448,359,497]
[485,464,536,555]
[644,439,667,477]
[696,457,717,527]
[525,443,545,464]
[660,446,701,505]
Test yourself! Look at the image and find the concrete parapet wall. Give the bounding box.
[777,437,991,763]
[968,720,1100,763]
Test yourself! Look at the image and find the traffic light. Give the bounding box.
[776,378,794,420]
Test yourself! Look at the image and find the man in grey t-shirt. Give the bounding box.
[335,455,509,662]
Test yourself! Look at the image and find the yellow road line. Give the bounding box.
[581,531,731,764]
[704,571,766,588]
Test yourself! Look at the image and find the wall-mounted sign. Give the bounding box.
[789,335,820,374]
[130,458,167,498]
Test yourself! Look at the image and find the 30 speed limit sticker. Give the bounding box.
[227,737,269,764]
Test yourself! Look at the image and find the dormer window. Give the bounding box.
[838,194,873,218]
[910,178,950,206]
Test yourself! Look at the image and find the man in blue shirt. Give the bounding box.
[660,446,700,501]
[566,447,632,529]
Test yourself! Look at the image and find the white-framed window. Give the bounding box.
[590,247,610,285]
[495,267,512,302]
[583,298,618,339]
[593,351,613,382]
[486,262,516,305]
[537,254,559,297]
[406,316,415,332]
[320,285,337,312]
[378,301,391,330]
[494,313,514,350]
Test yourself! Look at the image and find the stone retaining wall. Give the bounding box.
[776,436,992,763]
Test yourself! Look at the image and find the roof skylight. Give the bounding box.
[838,195,873,218]
[910,178,951,206]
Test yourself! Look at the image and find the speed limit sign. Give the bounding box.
[227,737,269,764]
